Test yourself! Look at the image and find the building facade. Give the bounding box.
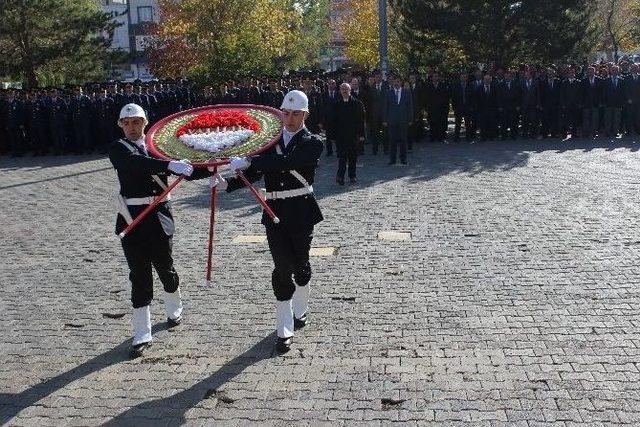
[98,0,159,81]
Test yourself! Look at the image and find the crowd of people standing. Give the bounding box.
[2,60,640,184]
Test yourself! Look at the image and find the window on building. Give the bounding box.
[138,6,153,23]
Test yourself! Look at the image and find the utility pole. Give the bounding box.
[378,0,389,77]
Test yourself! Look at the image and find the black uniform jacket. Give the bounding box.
[108,137,210,238]
[226,128,324,231]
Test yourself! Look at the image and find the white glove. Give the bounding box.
[168,160,193,176]
[229,156,250,171]
[209,173,228,191]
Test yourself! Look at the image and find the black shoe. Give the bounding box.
[349,177,357,184]
[167,316,182,327]
[401,161,407,165]
[294,313,307,330]
[275,336,292,353]
[336,177,344,186]
[129,341,151,359]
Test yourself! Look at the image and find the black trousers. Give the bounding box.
[266,224,313,301]
[388,123,408,163]
[337,143,358,180]
[368,117,387,154]
[121,233,179,308]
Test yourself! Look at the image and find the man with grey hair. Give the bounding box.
[332,82,365,184]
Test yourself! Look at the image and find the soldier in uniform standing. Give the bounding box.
[95,87,116,153]
[47,88,68,155]
[68,85,93,153]
[6,89,27,157]
[25,89,50,155]
[109,103,210,358]
[210,90,324,353]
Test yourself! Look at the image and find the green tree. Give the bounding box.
[150,0,330,83]
[391,0,597,68]
[0,0,118,87]
[593,0,640,62]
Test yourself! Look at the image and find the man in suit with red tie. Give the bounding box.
[383,75,413,165]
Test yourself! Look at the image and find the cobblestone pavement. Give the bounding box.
[2,136,640,426]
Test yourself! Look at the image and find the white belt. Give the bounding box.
[264,186,313,200]
[125,194,171,205]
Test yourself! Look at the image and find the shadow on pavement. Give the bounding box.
[101,332,277,426]
[176,135,640,214]
[0,323,170,424]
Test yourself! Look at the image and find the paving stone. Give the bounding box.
[232,235,267,243]
[3,137,640,424]
[377,231,412,241]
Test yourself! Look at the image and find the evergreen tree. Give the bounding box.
[0,0,119,87]
[391,0,597,68]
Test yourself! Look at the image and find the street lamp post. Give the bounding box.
[378,0,388,77]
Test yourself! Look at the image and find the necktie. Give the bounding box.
[396,89,401,105]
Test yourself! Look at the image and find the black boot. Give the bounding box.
[275,336,292,353]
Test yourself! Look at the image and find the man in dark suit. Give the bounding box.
[624,63,640,134]
[476,74,499,140]
[383,75,413,165]
[212,90,324,354]
[497,70,521,140]
[321,79,339,156]
[331,83,365,185]
[581,66,603,137]
[604,65,626,136]
[108,103,208,358]
[559,67,582,137]
[365,72,388,154]
[426,72,449,142]
[450,72,474,141]
[539,68,561,138]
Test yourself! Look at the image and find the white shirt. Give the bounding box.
[134,137,148,155]
[282,126,304,147]
[395,88,401,104]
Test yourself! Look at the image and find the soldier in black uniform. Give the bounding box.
[47,88,68,155]
[25,89,50,155]
[108,103,210,358]
[6,89,27,157]
[68,85,93,153]
[211,90,324,353]
[95,87,116,153]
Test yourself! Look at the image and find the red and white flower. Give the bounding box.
[176,110,261,153]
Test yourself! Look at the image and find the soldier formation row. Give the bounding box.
[2,62,639,158]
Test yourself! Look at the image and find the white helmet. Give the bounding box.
[280,90,309,112]
[119,103,147,121]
